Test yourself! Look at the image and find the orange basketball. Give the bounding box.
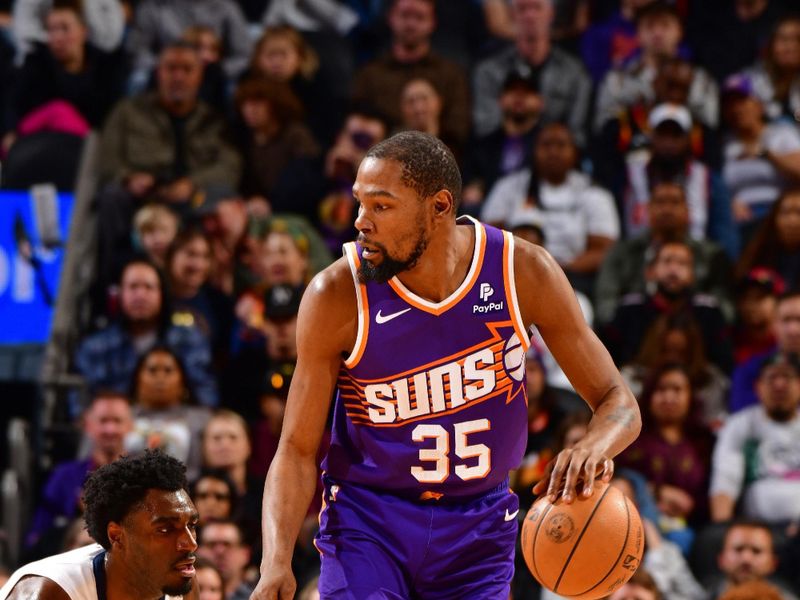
[520,481,644,599]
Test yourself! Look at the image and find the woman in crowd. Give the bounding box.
[742,15,800,123]
[194,557,226,600]
[234,77,319,216]
[190,468,239,527]
[132,205,180,270]
[126,345,211,480]
[165,226,234,360]
[622,313,730,431]
[618,363,714,530]
[736,187,800,289]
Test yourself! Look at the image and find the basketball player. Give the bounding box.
[251,132,641,599]
[0,451,200,600]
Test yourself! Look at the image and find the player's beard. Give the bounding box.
[358,231,429,284]
[163,579,194,596]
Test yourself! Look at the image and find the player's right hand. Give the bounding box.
[249,567,296,600]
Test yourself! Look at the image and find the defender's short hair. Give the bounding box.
[83,450,189,549]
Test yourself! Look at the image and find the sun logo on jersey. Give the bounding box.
[339,321,528,427]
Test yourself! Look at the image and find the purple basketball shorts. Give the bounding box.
[315,475,519,599]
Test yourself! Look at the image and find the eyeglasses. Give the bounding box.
[195,492,230,501]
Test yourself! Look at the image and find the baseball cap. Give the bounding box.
[502,64,540,93]
[648,103,692,132]
[737,267,785,296]
[722,74,755,100]
[758,351,800,377]
[264,284,303,321]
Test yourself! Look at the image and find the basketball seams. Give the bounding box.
[552,484,612,593]
[573,489,632,597]
[530,502,555,585]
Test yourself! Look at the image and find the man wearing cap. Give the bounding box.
[461,67,544,214]
[733,268,784,365]
[721,73,800,241]
[472,0,591,146]
[623,101,735,254]
[710,351,800,525]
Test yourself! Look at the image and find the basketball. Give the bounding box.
[520,481,644,599]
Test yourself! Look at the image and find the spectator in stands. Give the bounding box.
[313,107,389,254]
[6,0,127,147]
[733,268,783,366]
[481,122,619,296]
[190,468,239,527]
[722,74,800,243]
[24,390,132,553]
[165,226,234,361]
[195,557,226,600]
[132,204,180,270]
[350,0,469,148]
[245,26,334,145]
[595,181,733,325]
[197,519,256,600]
[125,345,211,480]
[397,78,455,155]
[95,41,241,291]
[126,0,252,91]
[623,103,732,248]
[11,0,125,61]
[608,568,662,600]
[234,77,319,214]
[472,0,591,146]
[602,240,733,371]
[711,351,800,524]
[617,363,713,529]
[594,57,724,196]
[594,2,719,132]
[180,25,228,113]
[461,66,543,215]
[201,410,262,526]
[740,14,800,122]
[707,520,799,599]
[730,290,800,412]
[736,188,800,289]
[255,223,311,289]
[75,258,218,406]
[580,0,655,84]
[622,313,731,430]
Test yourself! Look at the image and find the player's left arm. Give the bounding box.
[513,238,641,503]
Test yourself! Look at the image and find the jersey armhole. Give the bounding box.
[342,243,369,368]
[502,231,531,351]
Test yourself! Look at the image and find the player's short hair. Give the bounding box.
[83,450,189,549]
[365,131,462,209]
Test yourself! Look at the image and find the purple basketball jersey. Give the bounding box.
[322,216,530,500]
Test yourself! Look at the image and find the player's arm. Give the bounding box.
[251,259,357,600]
[513,240,641,503]
[5,575,71,600]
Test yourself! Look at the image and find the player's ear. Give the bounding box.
[432,190,454,217]
[107,521,124,548]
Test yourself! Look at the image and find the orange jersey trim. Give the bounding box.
[503,231,530,351]
[388,217,487,316]
[343,243,370,368]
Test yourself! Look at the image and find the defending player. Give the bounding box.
[1,451,199,600]
[251,132,641,599]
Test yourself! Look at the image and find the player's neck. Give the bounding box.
[105,553,162,600]
[395,221,473,303]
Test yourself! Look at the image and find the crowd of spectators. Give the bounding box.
[2,0,800,598]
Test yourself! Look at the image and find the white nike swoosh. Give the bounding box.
[504,509,520,522]
[375,308,412,324]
